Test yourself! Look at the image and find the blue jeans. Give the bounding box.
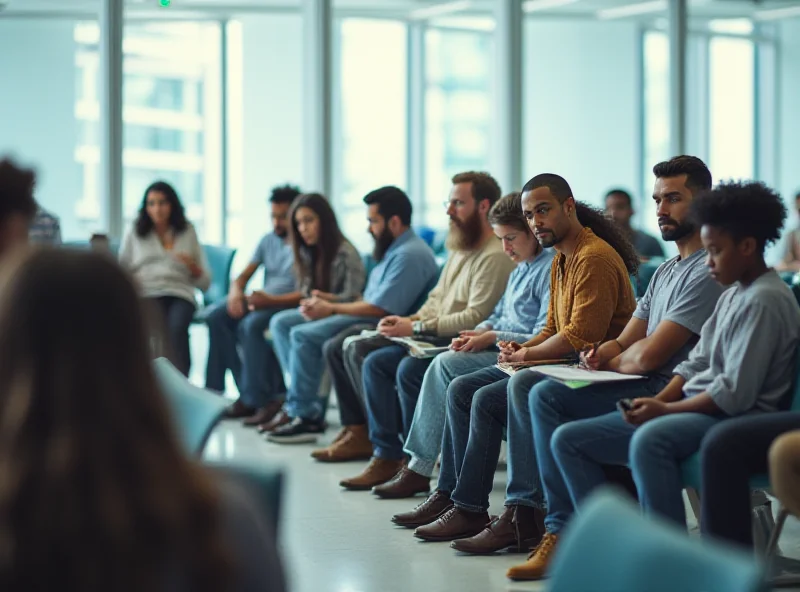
[405,350,499,477]
[438,366,509,513]
[504,369,550,509]
[363,346,437,460]
[700,413,800,547]
[553,409,721,530]
[269,309,374,420]
[531,376,667,534]
[205,302,285,407]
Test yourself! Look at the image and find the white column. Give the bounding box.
[493,0,524,193]
[99,0,124,238]
[302,0,333,197]
[668,0,688,156]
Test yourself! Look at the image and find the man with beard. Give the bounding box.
[504,156,725,582]
[206,184,302,423]
[331,172,516,489]
[402,172,639,548]
[265,186,439,443]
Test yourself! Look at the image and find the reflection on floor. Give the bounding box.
[190,327,800,592]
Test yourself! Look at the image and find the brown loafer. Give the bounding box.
[311,425,373,463]
[392,490,453,528]
[225,399,256,419]
[339,457,403,491]
[257,410,291,433]
[242,400,284,427]
[373,467,430,499]
[414,506,489,542]
[451,504,545,554]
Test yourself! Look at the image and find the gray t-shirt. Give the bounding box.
[252,232,296,296]
[633,249,724,378]
[675,270,800,415]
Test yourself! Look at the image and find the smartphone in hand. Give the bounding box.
[616,398,634,415]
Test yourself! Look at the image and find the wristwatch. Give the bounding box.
[412,320,424,335]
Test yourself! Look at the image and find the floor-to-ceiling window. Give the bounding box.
[708,20,755,181]
[336,18,407,251]
[74,21,222,242]
[424,27,491,228]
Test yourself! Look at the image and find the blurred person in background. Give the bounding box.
[119,181,211,376]
[605,188,664,261]
[777,191,800,273]
[205,184,302,424]
[0,157,38,255]
[28,204,61,246]
[0,248,284,592]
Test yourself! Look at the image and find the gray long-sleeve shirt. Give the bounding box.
[675,270,800,415]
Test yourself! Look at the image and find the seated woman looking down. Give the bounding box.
[0,248,283,592]
[119,181,211,375]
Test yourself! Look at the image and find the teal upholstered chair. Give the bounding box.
[153,357,228,455]
[206,460,285,534]
[547,490,766,592]
[637,258,664,297]
[194,244,236,323]
[680,347,800,586]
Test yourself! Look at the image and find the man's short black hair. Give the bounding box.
[269,184,302,205]
[0,157,38,224]
[605,188,633,207]
[522,173,573,203]
[653,155,712,194]
[363,186,412,226]
[691,181,786,254]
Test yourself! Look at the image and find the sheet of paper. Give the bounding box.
[531,365,644,384]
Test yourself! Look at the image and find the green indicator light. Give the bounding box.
[159,0,171,6]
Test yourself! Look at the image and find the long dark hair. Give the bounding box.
[576,202,640,275]
[289,193,344,292]
[135,181,189,237]
[0,249,230,592]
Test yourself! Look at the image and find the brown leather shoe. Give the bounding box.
[339,458,404,491]
[392,490,453,528]
[506,532,559,581]
[311,425,373,463]
[225,399,256,419]
[242,400,284,427]
[257,410,291,433]
[311,427,349,459]
[413,506,490,542]
[373,467,430,499]
[451,504,545,554]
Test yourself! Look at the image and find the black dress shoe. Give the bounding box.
[392,490,453,528]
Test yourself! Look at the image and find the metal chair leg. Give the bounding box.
[686,488,701,521]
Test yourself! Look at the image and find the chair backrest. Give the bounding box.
[548,490,766,592]
[408,261,443,314]
[201,244,236,307]
[206,460,284,535]
[153,357,228,455]
[416,226,437,248]
[637,259,664,297]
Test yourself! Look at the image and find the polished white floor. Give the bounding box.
[190,328,800,592]
[205,419,547,592]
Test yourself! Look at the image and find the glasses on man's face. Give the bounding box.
[443,199,467,210]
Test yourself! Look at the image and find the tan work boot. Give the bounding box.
[506,532,559,581]
[340,457,404,490]
[311,425,373,463]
